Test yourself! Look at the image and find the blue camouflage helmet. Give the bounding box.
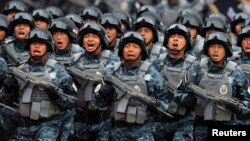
[203,31,232,57]
[118,31,148,60]
[179,12,202,34]
[0,14,9,32]
[9,12,35,35]
[112,9,132,30]
[78,23,108,49]
[163,23,192,53]
[2,0,27,15]
[48,17,77,40]
[231,12,249,34]
[45,6,64,19]
[201,18,228,37]
[136,5,158,18]
[99,13,124,34]
[32,9,52,24]
[207,13,231,33]
[134,16,158,43]
[25,28,54,52]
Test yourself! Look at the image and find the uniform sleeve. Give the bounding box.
[52,63,76,108]
[146,66,169,112]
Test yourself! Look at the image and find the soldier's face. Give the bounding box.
[83,33,102,55]
[105,27,118,44]
[208,43,226,65]
[0,30,6,42]
[235,23,242,34]
[14,23,31,40]
[30,41,47,58]
[7,11,16,21]
[35,20,49,29]
[241,36,250,55]
[53,31,70,51]
[123,43,142,62]
[137,27,153,45]
[167,34,186,57]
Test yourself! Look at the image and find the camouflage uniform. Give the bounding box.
[1,28,76,141]
[95,31,169,141]
[70,23,120,141]
[180,32,248,141]
[0,14,9,60]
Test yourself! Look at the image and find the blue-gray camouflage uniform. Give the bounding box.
[95,31,169,141]
[69,23,120,141]
[179,32,249,141]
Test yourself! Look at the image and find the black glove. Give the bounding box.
[227,104,242,114]
[177,81,192,93]
[182,95,196,108]
[98,82,114,100]
[3,76,19,93]
[45,86,59,101]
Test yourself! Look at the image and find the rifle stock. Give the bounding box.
[108,76,173,118]
[10,67,78,101]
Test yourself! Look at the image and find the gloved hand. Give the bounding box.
[45,86,59,101]
[3,76,19,93]
[227,104,242,114]
[181,94,196,108]
[97,82,114,101]
[177,80,192,93]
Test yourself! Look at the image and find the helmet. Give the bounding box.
[32,9,52,24]
[140,11,165,32]
[231,12,249,34]
[179,12,202,34]
[163,24,192,53]
[0,14,9,32]
[2,0,27,15]
[25,28,54,52]
[237,25,250,47]
[9,12,35,35]
[99,13,123,34]
[65,14,84,29]
[136,5,158,18]
[133,16,158,43]
[202,18,228,37]
[112,9,132,30]
[176,8,203,25]
[48,17,77,40]
[78,23,108,49]
[207,13,231,33]
[118,31,148,60]
[80,7,102,21]
[45,6,64,19]
[203,31,232,57]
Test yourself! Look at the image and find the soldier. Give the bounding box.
[80,6,102,24]
[2,0,28,21]
[154,23,197,141]
[69,23,120,141]
[133,15,167,64]
[177,31,248,141]
[1,28,76,140]
[48,17,84,66]
[32,9,52,29]
[2,12,35,65]
[95,31,170,141]
[0,14,9,59]
[112,9,133,32]
[65,14,84,36]
[178,11,204,58]
[99,13,123,54]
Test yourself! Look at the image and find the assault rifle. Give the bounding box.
[66,67,103,82]
[186,82,250,113]
[239,64,250,74]
[10,67,78,101]
[108,76,173,118]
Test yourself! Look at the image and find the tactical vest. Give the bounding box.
[195,58,236,121]
[18,59,60,120]
[113,61,150,124]
[148,43,167,63]
[50,44,83,66]
[162,54,197,115]
[74,50,111,110]
[3,42,29,64]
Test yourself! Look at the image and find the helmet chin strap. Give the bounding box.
[169,47,185,54]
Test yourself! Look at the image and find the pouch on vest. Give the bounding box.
[126,106,137,123]
[40,101,51,118]
[30,102,41,120]
[114,102,126,121]
[117,97,129,114]
[136,106,147,124]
